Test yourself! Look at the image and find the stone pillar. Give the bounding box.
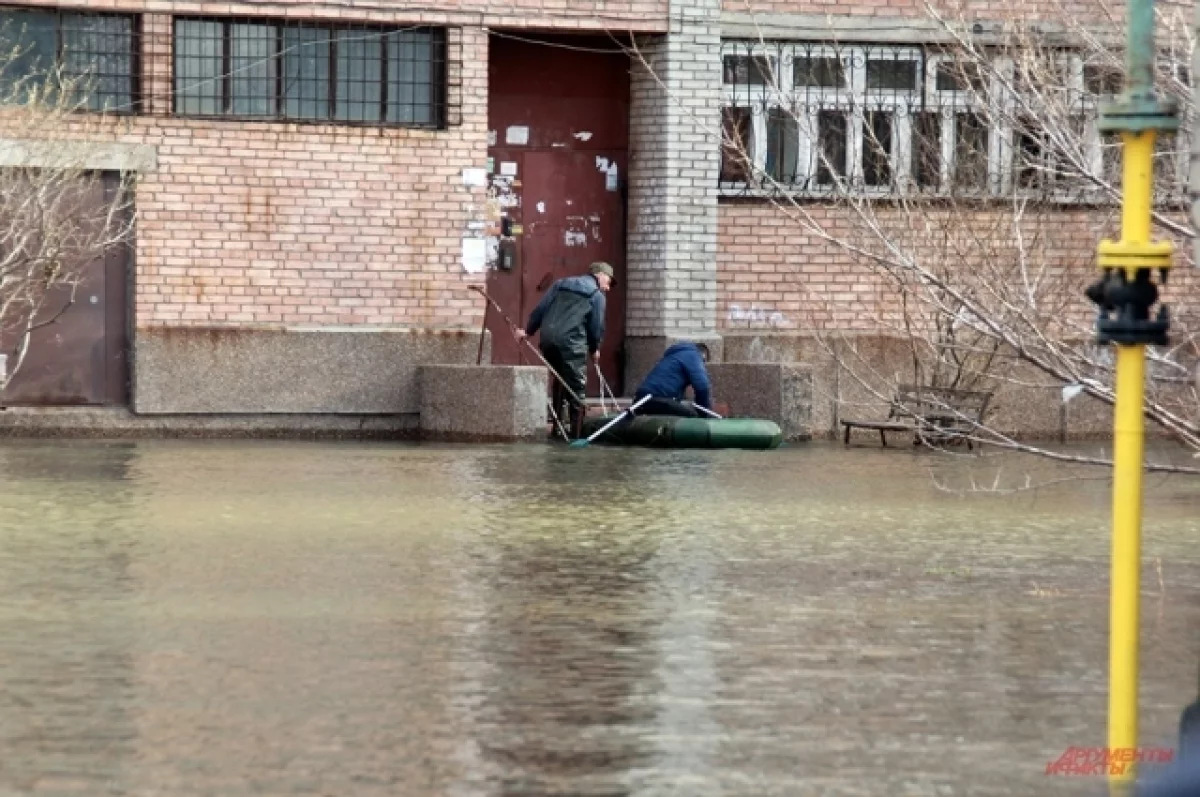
[625,0,722,391]
[708,363,814,442]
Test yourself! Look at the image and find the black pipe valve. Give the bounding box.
[1085,268,1170,346]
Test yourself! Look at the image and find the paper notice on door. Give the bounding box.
[462,237,487,273]
[499,161,518,177]
[606,163,619,192]
[505,126,530,146]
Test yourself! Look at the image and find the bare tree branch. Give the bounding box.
[626,7,1199,475]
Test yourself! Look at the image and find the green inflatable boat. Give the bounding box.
[578,414,783,450]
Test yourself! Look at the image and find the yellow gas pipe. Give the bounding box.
[1090,46,1177,789]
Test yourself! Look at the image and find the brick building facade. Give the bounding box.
[0,0,1194,436]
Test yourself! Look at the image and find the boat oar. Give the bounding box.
[692,403,724,419]
[469,285,585,407]
[569,394,652,449]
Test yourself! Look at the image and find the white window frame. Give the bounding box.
[1075,53,1191,206]
[855,45,924,195]
[718,40,1189,207]
[1005,52,1099,203]
[719,43,786,191]
[791,44,854,191]
[922,53,1011,197]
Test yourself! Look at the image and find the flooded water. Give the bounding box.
[0,438,1197,797]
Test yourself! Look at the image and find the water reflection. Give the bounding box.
[0,440,1195,797]
[474,528,659,794]
[0,441,139,795]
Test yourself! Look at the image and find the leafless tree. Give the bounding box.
[661,1,1200,472]
[0,46,135,396]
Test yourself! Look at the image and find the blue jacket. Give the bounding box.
[524,275,606,354]
[635,342,712,410]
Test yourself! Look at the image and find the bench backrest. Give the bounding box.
[889,384,992,424]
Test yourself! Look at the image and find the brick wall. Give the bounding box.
[627,0,722,339]
[13,0,669,32]
[720,203,894,332]
[718,202,1200,334]
[0,14,491,330]
[10,0,1186,344]
[4,0,670,333]
[109,19,488,328]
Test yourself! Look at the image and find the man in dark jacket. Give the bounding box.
[518,262,613,437]
[634,341,713,417]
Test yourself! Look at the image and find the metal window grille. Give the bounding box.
[0,7,138,113]
[718,40,1188,206]
[173,18,447,129]
[721,42,937,197]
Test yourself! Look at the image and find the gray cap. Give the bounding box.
[590,261,615,285]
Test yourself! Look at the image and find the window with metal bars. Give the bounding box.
[173,18,447,128]
[720,42,927,195]
[719,40,1191,204]
[0,8,138,113]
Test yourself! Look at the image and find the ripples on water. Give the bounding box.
[0,439,1197,796]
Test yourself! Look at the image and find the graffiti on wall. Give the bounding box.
[727,304,791,328]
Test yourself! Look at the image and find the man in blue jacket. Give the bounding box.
[634,341,713,417]
[518,262,612,437]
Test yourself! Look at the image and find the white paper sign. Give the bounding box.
[606,163,619,192]
[499,161,518,177]
[462,168,487,187]
[505,125,530,146]
[462,238,487,273]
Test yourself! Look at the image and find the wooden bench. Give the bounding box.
[841,384,993,449]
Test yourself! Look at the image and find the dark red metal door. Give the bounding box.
[1,173,130,406]
[486,33,630,394]
[521,150,626,395]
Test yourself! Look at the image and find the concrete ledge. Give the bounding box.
[419,365,547,442]
[708,362,813,441]
[0,407,417,439]
[0,138,158,171]
[720,331,1196,441]
[133,326,487,415]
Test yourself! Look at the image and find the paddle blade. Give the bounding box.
[568,439,590,449]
